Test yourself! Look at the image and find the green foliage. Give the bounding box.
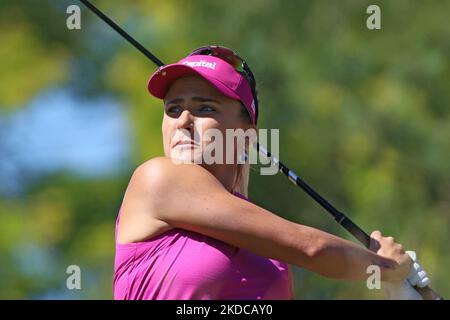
[0,0,448,299]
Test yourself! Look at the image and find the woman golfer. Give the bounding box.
[113,46,412,300]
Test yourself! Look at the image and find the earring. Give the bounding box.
[239,152,248,163]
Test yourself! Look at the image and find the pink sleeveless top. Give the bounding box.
[113,192,294,300]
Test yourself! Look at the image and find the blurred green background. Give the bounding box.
[0,0,449,299]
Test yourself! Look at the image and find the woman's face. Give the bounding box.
[162,74,252,165]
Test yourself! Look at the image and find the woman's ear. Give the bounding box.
[244,124,258,154]
[241,121,256,132]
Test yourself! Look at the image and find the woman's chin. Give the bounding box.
[169,149,203,165]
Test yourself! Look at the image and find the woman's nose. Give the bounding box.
[176,110,195,130]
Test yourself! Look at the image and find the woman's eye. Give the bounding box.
[199,105,215,112]
[167,106,181,114]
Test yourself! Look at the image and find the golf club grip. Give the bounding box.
[415,286,444,300]
[338,216,371,248]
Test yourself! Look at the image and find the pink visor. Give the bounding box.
[147,55,256,124]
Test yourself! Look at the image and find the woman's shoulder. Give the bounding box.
[134,156,209,179]
[128,157,176,196]
[117,157,174,244]
[117,157,224,244]
[131,157,222,195]
[132,156,174,183]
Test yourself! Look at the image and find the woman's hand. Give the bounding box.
[369,230,412,282]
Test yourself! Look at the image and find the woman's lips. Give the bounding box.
[173,140,200,148]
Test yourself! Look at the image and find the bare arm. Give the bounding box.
[130,157,410,281]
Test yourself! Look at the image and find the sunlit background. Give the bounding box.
[0,0,449,299]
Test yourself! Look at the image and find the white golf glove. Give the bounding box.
[406,251,430,288]
[382,251,430,300]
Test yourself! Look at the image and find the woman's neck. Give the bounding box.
[202,163,238,193]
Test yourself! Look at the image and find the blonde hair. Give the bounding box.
[232,162,251,197]
[231,102,256,197]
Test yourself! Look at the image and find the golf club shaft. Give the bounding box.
[79,0,443,300]
[256,143,371,247]
[79,0,164,67]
